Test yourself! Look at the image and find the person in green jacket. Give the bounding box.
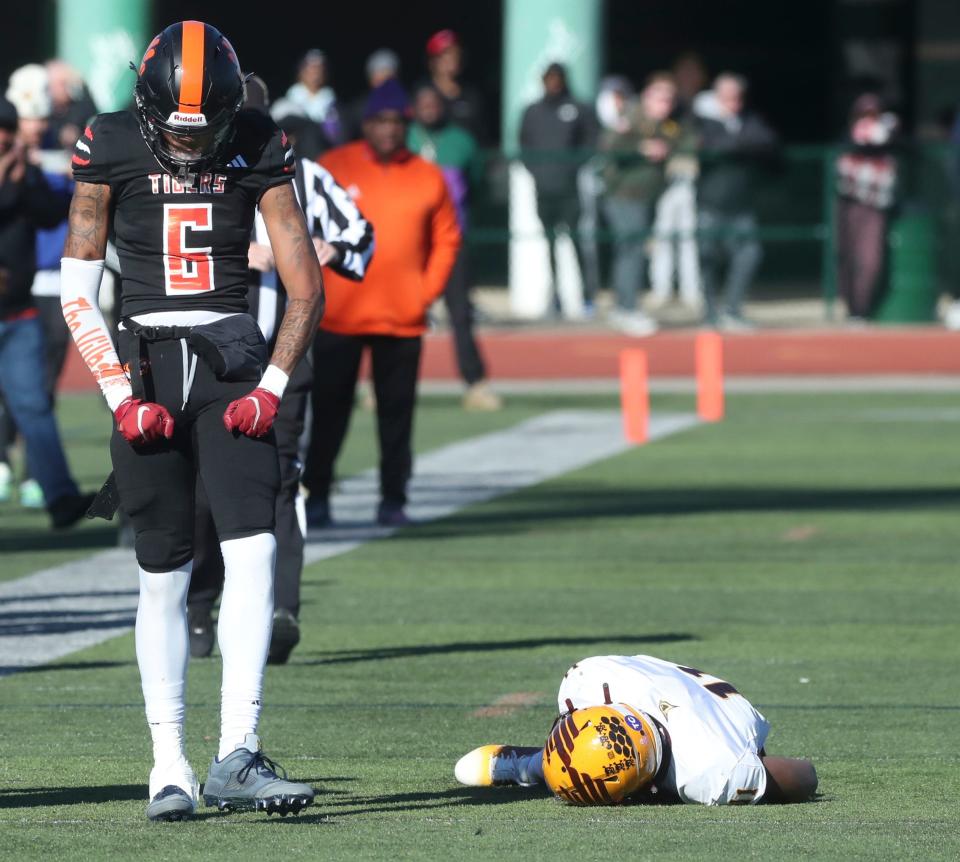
[408,84,501,411]
[602,72,697,336]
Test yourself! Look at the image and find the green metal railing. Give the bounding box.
[461,143,955,322]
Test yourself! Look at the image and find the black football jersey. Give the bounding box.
[71,109,294,317]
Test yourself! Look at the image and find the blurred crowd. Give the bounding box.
[518,57,781,336]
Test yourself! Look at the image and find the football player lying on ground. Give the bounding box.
[455,654,817,805]
[61,21,322,821]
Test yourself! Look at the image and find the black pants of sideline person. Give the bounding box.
[303,329,422,509]
[535,190,587,311]
[443,249,486,386]
[188,353,313,619]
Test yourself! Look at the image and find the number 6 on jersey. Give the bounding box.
[163,203,214,294]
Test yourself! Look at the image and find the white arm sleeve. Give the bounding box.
[60,257,132,412]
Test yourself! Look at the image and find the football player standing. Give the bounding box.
[455,654,817,806]
[60,22,323,821]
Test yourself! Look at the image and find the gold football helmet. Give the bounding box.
[542,704,661,805]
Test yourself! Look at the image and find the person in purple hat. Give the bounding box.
[303,79,461,528]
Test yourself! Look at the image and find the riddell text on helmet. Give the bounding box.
[167,111,208,126]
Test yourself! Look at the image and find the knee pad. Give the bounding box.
[134,525,193,573]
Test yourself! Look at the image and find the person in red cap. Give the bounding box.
[424,29,488,143]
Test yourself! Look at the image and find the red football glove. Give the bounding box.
[223,388,280,437]
[114,396,174,445]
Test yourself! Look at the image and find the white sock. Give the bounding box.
[135,563,191,770]
[519,750,545,785]
[217,532,275,759]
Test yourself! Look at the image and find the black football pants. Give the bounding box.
[188,352,312,618]
[303,330,422,507]
[111,329,280,573]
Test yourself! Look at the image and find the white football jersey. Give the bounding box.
[556,655,770,805]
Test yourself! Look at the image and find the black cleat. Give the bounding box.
[377,501,413,527]
[268,609,300,665]
[188,605,215,658]
[305,497,332,529]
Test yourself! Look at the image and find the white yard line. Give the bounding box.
[0,410,698,675]
[420,376,960,395]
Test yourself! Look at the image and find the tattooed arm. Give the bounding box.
[63,181,111,260]
[259,182,325,375]
[222,182,324,437]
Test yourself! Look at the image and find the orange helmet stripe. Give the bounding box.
[178,20,205,112]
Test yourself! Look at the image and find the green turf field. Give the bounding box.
[1,390,959,860]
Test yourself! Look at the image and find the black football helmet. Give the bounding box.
[133,21,244,178]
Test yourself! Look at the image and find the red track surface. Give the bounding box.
[60,326,960,392]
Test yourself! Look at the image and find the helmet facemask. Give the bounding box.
[134,79,241,181]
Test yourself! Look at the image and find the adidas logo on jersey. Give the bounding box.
[227,155,248,169]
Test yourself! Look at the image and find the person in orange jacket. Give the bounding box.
[304,79,461,527]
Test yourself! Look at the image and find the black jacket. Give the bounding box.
[0,163,68,318]
[697,111,778,213]
[519,91,596,197]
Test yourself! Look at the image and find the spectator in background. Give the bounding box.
[649,65,701,310]
[695,73,778,330]
[45,60,97,151]
[0,64,74,508]
[943,106,960,329]
[578,75,635,311]
[273,50,340,156]
[339,49,402,143]
[672,51,709,120]
[303,80,461,527]
[282,49,341,145]
[0,96,91,527]
[424,29,487,144]
[835,93,898,322]
[520,62,596,317]
[8,65,55,153]
[601,72,695,336]
[408,84,501,412]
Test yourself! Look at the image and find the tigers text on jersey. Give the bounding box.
[557,655,770,805]
[71,109,294,318]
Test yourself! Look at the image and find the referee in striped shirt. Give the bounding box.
[188,77,374,663]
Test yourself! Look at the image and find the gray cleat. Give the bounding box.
[202,734,314,816]
[145,759,198,822]
[146,785,195,822]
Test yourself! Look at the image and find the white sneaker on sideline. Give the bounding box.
[463,382,503,412]
[608,309,659,338]
[718,312,755,333]
[19,478,44,508]
[944,301,960,331]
